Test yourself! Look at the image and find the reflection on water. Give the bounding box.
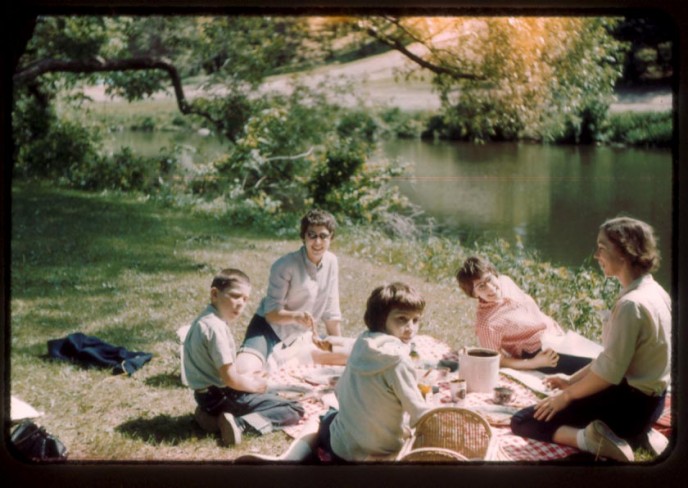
[102,131,673,289]
[102,130,230,172]
[379,140,672,289]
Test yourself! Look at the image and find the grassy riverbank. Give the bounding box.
[10,182,476,461]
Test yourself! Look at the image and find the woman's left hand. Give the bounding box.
[533,391,571,422]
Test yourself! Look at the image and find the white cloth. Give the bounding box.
[11,396,43,421]
[541,330,603,359]
[329,331,430,461]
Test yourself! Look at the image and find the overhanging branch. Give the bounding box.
[365,24,483,82]
[13,56,221,133]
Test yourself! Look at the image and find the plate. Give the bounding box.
[303,366,345,386]
[303,373,341,386]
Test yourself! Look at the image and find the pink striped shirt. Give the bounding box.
[475,275,563,357]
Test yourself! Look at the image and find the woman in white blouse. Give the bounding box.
[511,217,671,462]
[235,209,343,373]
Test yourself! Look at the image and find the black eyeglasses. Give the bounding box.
[306,231,331,241]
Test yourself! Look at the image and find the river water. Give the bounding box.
[103,131,673,289]
[379,139,672,289]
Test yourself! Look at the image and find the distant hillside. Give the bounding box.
[84,46,672,113]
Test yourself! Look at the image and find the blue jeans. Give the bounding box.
[195,385,304,433]
[511,379,665,443]
[238,313,283,363]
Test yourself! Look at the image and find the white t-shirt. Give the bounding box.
[183,304,236,390]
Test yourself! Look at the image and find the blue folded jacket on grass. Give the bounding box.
[47,332,153,375]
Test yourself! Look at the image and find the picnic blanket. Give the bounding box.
[269,334,672,461]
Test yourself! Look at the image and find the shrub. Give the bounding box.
[308,138,366,207]
[336,110,378,142]
[15,118,104,180]
[605,111,672,147]
[379,107,426,139]
[69,147,166,192]
[130,115,156,132]
[548,99,611,144]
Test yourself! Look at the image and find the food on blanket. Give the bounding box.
[438,350,460,372]
[409,343,420,363]
[417,369,434,399]
[480,412,512,427]
[277,390,305,400]
[312,336,333,352]
[417,382,432,399]
[493,386,514,405]
[442,350,460,361]
[302,366,345,386]
[438,358,458,372]
[303,373,341,386]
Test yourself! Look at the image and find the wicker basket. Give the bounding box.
[399,447,469,463]
[400,407,495,460]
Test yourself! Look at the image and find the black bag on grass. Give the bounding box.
[10,420,68,462]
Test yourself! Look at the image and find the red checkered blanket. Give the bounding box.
[270,335,671,461]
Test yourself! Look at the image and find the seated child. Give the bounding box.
[317,282,431,462]
[183,268,305,446]
[456,256,591,375]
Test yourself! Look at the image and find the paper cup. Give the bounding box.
[449,379,467,402]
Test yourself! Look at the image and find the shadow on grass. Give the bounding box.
[145,372,186,389]
[116,413,216,445]
[10,182,220,301]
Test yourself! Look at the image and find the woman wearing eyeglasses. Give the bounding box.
[236,209,344,373]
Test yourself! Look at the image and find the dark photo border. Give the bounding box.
[2,1,685,487]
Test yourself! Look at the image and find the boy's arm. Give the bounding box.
[219,363,268,394]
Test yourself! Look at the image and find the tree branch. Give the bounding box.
[364,22,483,82]
[13,56,226,136]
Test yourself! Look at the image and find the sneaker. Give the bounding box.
[584,420,635,462]
[194,406,219,433]
[218,412,242,446]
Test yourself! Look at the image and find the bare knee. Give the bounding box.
[236,351,264,374]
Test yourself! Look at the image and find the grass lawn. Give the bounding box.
[9,182,475,461]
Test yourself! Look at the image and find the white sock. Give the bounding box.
[576,429,590,452]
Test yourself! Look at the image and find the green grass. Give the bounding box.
[605,111,673,147]
[10,182,475,461]
[11,183,660,463]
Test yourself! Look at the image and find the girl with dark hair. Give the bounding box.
[317,282,430,461]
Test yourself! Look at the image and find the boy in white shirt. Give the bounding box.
[183,268,304,446]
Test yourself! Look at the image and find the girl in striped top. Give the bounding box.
[457,256,590,374]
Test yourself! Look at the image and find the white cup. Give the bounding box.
[449,379,467,403]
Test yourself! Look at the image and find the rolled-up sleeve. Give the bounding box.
[591,299,644,385]
[321,255,342,322]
